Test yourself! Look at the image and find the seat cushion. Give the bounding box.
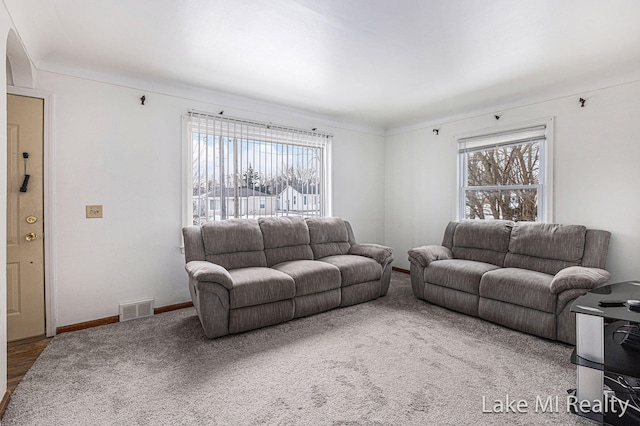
[228,267,295,309]
[272,260,341,296]
[479,267,555,313]
[424,259,500,295]
[318,255,381,287]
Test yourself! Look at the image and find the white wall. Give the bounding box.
[33,71,386,327]
[385,79,640,283]
[332,127,385,243]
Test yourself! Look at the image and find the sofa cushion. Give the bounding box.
[424,284,479,316]
[294,289,341,318]
[451,220,514,266]
[229,300,295,334]
[182,225,206,262]
[509,222,586,261]
[341,281,382,307]
[441,221,459,250]
[408,245,452,268]
[503,254,582,277]
[504,222,587,275]
[202,219,267,270]
[549,266,611,294]
[479,298,556,340]
[185,260,233,289]
[272,260,341,296]
[318,255,381,287]
[228,267,295,309]
[258,216,314,266]
[350,243,393,265]
[581,229,612,269]
[424,259,500,294]
[504,222,586,275]
[306,217,351,259]
[479,268,555,313]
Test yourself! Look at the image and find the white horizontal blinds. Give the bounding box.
[458,125,546,153]
[188,111,331,222]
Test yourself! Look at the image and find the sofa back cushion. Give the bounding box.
[201,219,267,270]
[441,221,459,250]
[258,216,314,266]
[504,222,586,275]
[183,225,206,263]
[581,229,611,269]
[306,217,351,259]
[451,220,514,267]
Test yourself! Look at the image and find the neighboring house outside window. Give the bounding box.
[278,185,320,215]
[457,120,553,222]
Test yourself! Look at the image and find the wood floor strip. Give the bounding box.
[56,316,119,334]
[7,335,51,394]
[0,390,11,419]
[154,301,193,315]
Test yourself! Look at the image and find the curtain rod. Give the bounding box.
[187,110,333,138]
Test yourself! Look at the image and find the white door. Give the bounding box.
[6,94,45,342]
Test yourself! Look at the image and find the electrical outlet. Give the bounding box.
[86,205,103,218]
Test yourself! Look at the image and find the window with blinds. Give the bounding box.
[457,121,552,222]
[185,111,331,224]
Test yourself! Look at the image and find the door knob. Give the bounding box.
[25,232,38,242]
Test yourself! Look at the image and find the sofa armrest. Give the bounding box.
[550,266,611,294]
[407,245,452,268]
[349,243,394,265]
[185,261,234,290]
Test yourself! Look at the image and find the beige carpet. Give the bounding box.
[3,272,590,425]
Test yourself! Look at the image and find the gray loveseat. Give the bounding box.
[183,216,393,338]
[408,220,611,344]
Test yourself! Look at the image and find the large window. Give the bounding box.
[184,112,331,225]
[458,122,552,222]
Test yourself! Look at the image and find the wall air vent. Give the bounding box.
[119,299,154,322]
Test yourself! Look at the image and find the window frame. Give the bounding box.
[182,112,332,229]
[456,118,554,223]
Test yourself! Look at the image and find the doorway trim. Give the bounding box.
[6,86,56,337]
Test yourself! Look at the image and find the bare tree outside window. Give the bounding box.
[461,139,542,222]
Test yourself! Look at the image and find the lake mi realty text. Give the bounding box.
[482,394,632,418]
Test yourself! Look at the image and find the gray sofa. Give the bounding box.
[408,220,611,344]
[183,216,393,338]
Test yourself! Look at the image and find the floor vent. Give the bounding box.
[119,299,154,322]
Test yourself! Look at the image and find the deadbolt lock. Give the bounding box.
[26,216,38,224]
[25,232,38,242]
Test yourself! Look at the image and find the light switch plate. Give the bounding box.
[86,205,103,218]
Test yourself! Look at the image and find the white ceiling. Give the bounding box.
[4,0,640,129]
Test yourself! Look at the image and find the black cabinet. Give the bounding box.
[570,281,640,425]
